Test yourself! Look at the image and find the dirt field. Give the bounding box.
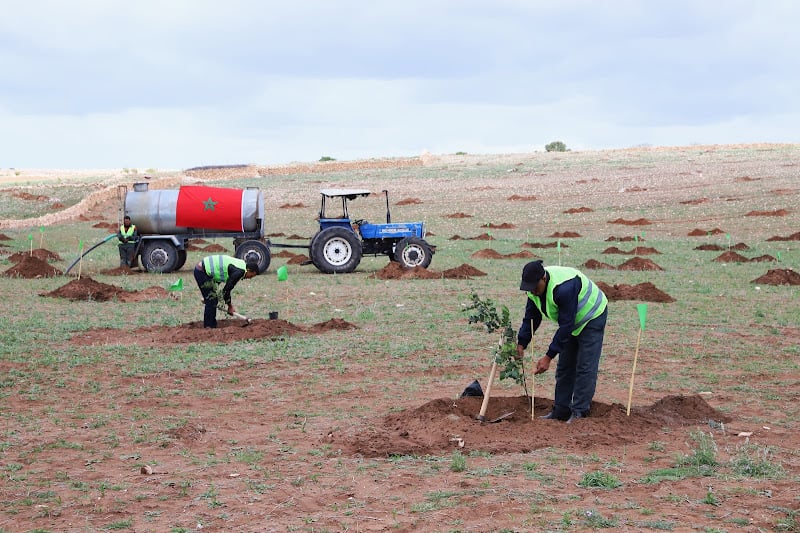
[0,145,799,532]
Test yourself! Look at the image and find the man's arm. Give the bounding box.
[517,297,542,349]
[221,264,246,305]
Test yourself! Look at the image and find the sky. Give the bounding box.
[1,0,798,169]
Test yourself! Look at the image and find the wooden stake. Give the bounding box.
[476,360,498,421]
[626,328,643,416]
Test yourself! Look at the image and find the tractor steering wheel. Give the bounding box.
[354,219,368,226]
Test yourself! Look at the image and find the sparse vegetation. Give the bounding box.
[545,140,568,152]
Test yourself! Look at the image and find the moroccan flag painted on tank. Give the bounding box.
[175,186,244,232]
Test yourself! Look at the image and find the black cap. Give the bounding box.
[246,260,260,273]
[520,260,545,291]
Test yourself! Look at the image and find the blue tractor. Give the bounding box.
[309,188,434,274]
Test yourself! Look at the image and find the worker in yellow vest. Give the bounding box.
[117,215,139,267]
[517,260,608,424]
[194,255,259,328]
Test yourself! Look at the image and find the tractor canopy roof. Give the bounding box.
[320,188,371,200]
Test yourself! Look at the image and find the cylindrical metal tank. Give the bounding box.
[124,183,264,235]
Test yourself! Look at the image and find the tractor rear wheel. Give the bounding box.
[394,237,433,269]
[311,227,362,274]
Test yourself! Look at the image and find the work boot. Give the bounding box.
[539,411,568,421]
[566,412,585,424]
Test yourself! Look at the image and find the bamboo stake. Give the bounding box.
[626,328,643,416]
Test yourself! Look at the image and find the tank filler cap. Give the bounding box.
[133,183,149,192]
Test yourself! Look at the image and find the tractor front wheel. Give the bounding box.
[394,237,433,269]
[311,227,362,274]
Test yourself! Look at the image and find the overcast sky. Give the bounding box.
[1,1,798,169]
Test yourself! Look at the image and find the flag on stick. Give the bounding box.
[626,303,648,416]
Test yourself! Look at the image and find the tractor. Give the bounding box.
[308,188,434,274]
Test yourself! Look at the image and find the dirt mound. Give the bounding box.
[330,394,729,457]
[596,281,676,302]
[371,263,440,280]
[507,194,536,201]
[688,228,725,236]
[471,249,536,260]
[749,255,776,262]
[2,255,62,278]
[745,209,789,217]
[605,236,642,242]
[8,248,62,262]
[92,221,117,229]
[617,257,664,271]
[0,233,12,240]
[752,269,800,286]
[582,259,615,269]
[713,251,750,263]
[441,264,487,279]
[563,206,593,214]
[767,231,800,241]
[396,197,422,205]
[202,244,227,252]
[608,218,652,225]
[680,197,709,205]
[448,235,464,240]
[272,250,297,258]
[286,234,308,240]
[98,266,142,275]
[286,254,309,264]
[67,317,349,346]
[694,244,725,251]
[521,241,565,249]
[549,231,581,238]
[41,277,168,302]
[445,212,472,218]
[470,233,494,240]
[484,222,516,229]
[307,318,358,332]
[279,202,307,208]
[603,246,660,255]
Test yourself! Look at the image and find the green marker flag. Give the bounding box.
[777,251,782,261]
[637,303,648,331]
[28,233,33,241]
[557,239,561,251]
[641,231,645,239]
[634,234,638,243]
[79,239,84,250]
[277,265,288,281]
[169,278,183,291]
[40,226,44,233]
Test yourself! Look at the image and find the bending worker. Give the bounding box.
[516,260,608,423]
[194,255,259,328]
[117,215,139,267]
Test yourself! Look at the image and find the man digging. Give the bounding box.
[516,260,608,423]
[193,254,259,328]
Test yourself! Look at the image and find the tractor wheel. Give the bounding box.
[394,237,433,269]
[311,227,362,274]
[140,240,180,273]
[235,240,271,273]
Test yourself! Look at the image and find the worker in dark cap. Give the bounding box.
[194,255,260,328]
[517,260,608,423]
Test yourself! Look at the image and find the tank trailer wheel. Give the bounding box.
[394,237,433,269]
[140,240,180,273]
[235,240,271,273]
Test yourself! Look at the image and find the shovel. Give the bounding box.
[216,304,253,326]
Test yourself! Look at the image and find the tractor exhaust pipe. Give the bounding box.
[382,189,391,223]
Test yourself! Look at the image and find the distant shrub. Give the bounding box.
[319,156,336,162]
[545,141,568,152]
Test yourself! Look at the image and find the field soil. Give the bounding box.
[0,145,799,532]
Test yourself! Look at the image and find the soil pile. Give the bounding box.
[8,248,62,262]
[596,281,676,302]
[608,218,652,225]
[713,251,750,263]
[603,246,660,255]
[279,202,307,208]
[484,222,516,229]
[445,212,472,218]
[507,194,536,201]
[521,241,565,249]
[582,259,615,270]
[441,264,487,279]
[371,263,440,280]
[605,236,642,242]
[0,233,12,240]
[329,394,729,457]
[767,231,800,241]
[396,198,422,205]
[470,233,494,240]
[688,228,725,236]
[471,249,535,259]
[563,207,593,213]
[752,269,800,286]
[286,254,309,265]
[3,255,62,278]
[745,209,789,217]
[69,318,357,346]
[203,244,227,252]
[550,231,581,238]
[617,257,664,271]
[41,277,168,302]
[98,266,141,276]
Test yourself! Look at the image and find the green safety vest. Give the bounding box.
[119,225,136,238]
[526,266,607,336]
[203,255,245,283]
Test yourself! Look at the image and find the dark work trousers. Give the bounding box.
[194,264,218,328]
[118,243,135,267]
[552,307,608,418]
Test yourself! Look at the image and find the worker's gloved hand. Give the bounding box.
[515,344,525,360]
[534,355,552,375]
